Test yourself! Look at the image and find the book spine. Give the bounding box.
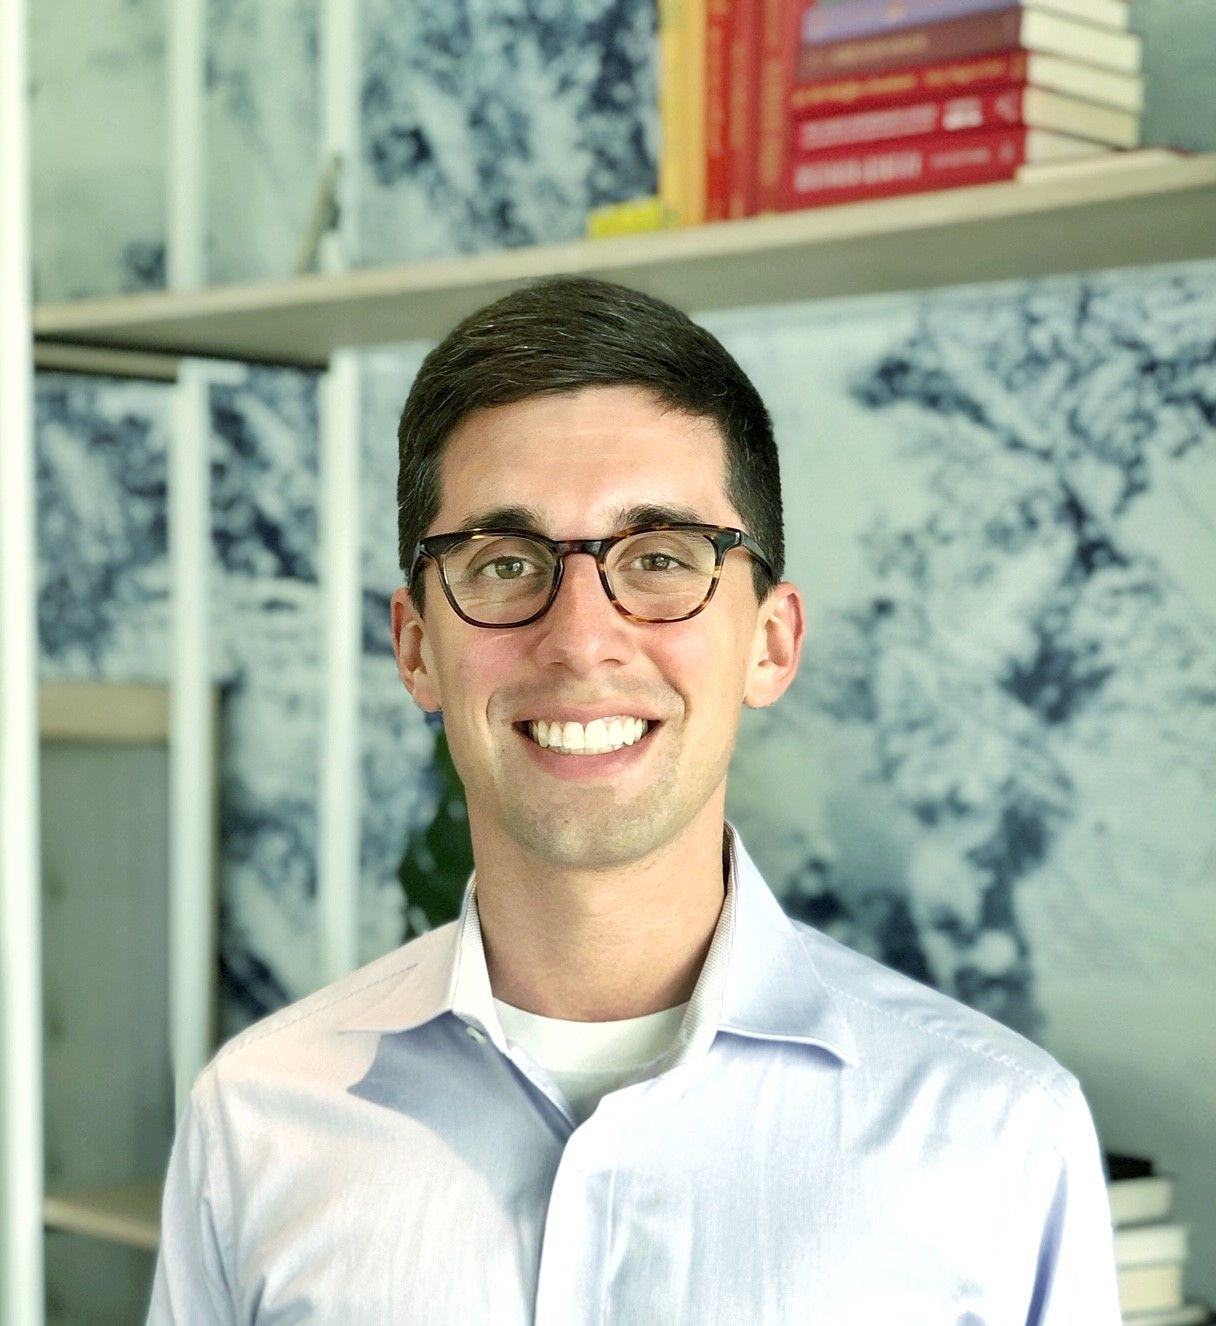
[798,8,1024,81]
[756,0,816,213]
[658,0,688,223]
[726,0,762,215]
[794,84,1028,150]
[706,0,734,220]
[792,50,1030,116]
[685,0,710,225]
[802,0,1011,46]
[783,123,1028,206]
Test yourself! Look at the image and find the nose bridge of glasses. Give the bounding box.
[550,540,617,608]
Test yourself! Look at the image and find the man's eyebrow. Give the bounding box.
[455,505,546,533]
[454,502,712,535]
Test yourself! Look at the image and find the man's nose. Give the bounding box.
[532,552,636,672]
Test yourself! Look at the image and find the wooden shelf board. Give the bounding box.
[39,682,170,743]
[33,342,179,382]
[43,1179,161,1251]
[32,153,1216,370]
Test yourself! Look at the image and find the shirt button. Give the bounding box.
[466,1025,486,1044]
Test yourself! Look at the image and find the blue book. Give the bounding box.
[802,0,1129,47]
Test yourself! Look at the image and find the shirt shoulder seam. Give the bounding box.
[211,959,423,1065]
[194,1067,239,1292]
[823,978,1073,1114]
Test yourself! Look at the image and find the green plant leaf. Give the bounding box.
[398,727,473,939]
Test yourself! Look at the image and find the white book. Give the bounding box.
[1121,1305,1210,1326]
[1026,0,1131,31]
[1019,128,1112,163]
[1017,86,1139,148]
[1108,1174,1177,1227]
[1020,10,1142,75]
[1115,1222,1189,1268]
[1016,148,1183,185]
[1021,52,1144,112]
[1118,1263,1185,1316]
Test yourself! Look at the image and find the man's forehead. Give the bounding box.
[448,501,715,537]
[433,390,736,536]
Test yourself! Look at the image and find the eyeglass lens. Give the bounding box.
[441,530,719,625]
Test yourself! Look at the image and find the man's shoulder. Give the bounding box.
[205,921,457,1081]
[791,917,1076,1112]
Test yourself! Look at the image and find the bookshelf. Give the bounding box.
[30,152,1216,372]
[42,1182,160,1253]
[37,682,216,1318]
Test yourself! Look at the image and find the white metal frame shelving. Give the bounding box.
[2,5,45,1324]
[0,0,370,1316]
[165,0,217,1125]
[318,0,363,987]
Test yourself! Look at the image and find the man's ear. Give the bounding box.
[390,586,443,714]
[743,582,805,709]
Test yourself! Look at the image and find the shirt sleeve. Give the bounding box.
[145,1072,237,1325]
[1026,1075,1122,1325]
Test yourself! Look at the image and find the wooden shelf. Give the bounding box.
[39,682,170,744]
[43,1180,161,1251]
[31,152,1216,371]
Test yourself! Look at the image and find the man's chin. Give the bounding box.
[502,804,671,872]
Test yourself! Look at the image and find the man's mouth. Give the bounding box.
[513,716,658,756]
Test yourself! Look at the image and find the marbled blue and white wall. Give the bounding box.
[30,0,1216,1301]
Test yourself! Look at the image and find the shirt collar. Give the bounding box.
[338,824,857,1067]
[717,829,857,1062]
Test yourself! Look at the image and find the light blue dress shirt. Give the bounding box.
[147,827,1121,1324]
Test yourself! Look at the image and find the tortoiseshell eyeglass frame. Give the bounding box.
[408,523,773,628]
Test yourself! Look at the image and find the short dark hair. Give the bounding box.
[396,276,784,614]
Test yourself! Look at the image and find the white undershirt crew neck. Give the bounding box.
[456,833,738,1125]
[493,998,689,1123]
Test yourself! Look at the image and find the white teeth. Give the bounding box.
[526,716,651,755]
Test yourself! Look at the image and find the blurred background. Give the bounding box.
[3,0,1215,1321]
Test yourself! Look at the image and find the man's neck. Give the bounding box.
[472,814,729,1022]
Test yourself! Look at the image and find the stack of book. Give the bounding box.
[1106,1153,1209,1326]
[633,0,1151,229]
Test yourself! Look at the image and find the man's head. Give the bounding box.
[396,276,785,613]
[390,277,804,873]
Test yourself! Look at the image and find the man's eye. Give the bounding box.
[476,557,533,580]
[633,552,685,573]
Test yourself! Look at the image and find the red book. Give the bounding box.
[706,0,733,219]
[792,49,1034,118]
[793,84,1139,151]
[754,0,816,214]
[726,0,763,217]
[782,124,1104,208]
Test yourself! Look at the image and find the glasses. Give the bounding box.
[409,523,773,628]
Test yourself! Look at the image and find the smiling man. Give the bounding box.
[148,278,1120,1324]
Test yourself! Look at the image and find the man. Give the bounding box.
[148,277,1121,1323]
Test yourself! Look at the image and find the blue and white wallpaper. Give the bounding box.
[359,348,441,960]
[719,272,1216,1034]
[35,377,172,678]
[30,0,166,300]
[206,0,319,283]
[359,0,657,264]
[28,0,1216,1301]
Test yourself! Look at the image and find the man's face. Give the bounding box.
[391,385,803,872]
